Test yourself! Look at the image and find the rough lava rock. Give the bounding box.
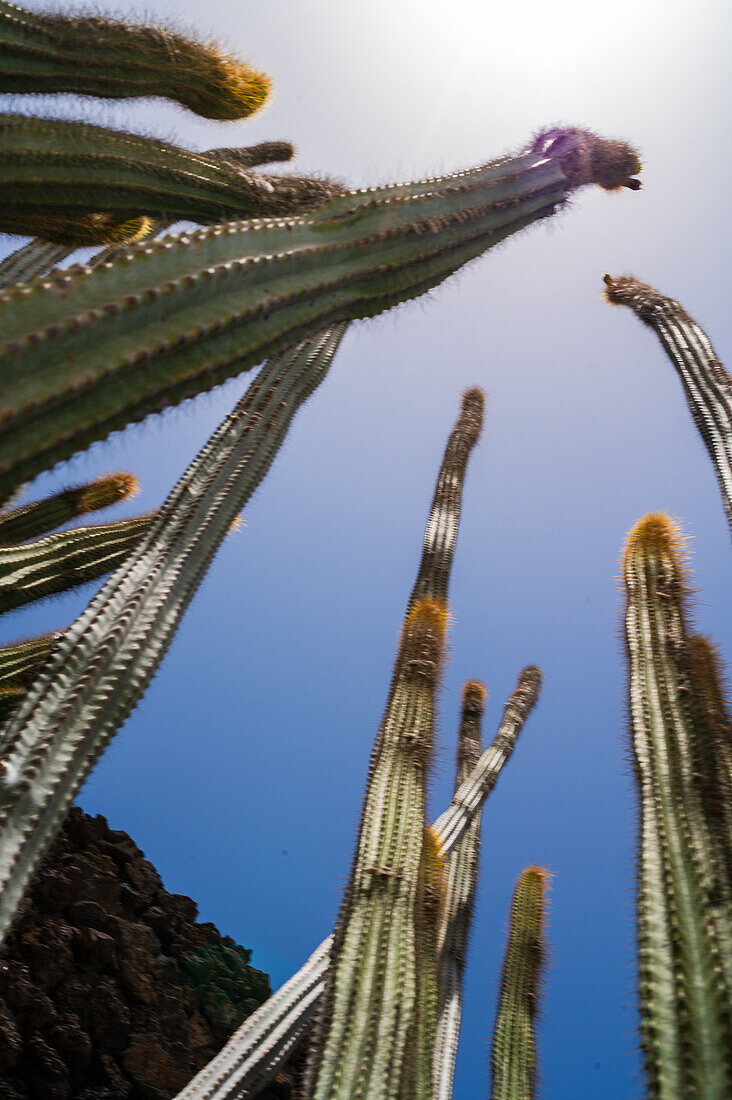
[0,808,299,1099]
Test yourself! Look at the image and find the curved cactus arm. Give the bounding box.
[624,514,732,1099]
[0,472,138,545]
[0,514,153,614]
[0,1,270,119]
[489,866,550,1100]
[605,275,732,537]
[0,114,342,240]
[433,667,543,854]
[307,600,447,1100]
[0,127,640,504]
[0,632,60,687]
[0,324,349,942]
[432,680,486,1100]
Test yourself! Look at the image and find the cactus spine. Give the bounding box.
[0,2,271,119]
[432,680,486,1100]
[175,671,541,1100]
[307,599,448,1100]
[0,127,639,503]
[490,866,550,1100]
[0,324,348,942]
[605,275,732,537]
[0,472,138,545]
[624,513,732,1098]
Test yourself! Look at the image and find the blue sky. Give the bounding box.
[2,1,732,1095]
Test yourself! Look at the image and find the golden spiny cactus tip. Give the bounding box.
[77,472,139,514]
[401,598,448,684]
[403,598,449,642]
[624,512,687,569]
[462,679,488,708]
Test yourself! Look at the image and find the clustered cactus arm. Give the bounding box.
[623,513,732,1099]
[0,127,639,505]
[490,866,550,1100]
[0,1,271,119]
[0,323,349,942]
[432,680,486,1100]
[0,114,343,242]
[605,275,732,538]
[0,472,138,545]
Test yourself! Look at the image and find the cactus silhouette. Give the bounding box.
[623,513,732,1099]
[307,599,447,1099]
[0,126,639,504]
[0,1,271,119]
[490,866,550,1100]
[433,680,486,1100]
[605,275,732,538]
[0,324,348,942]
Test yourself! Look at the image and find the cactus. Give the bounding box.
[604,275,732,537]
[623,513,732,1098]
[306,598,448,1100]
[0,633,59,688]
[0,114,342,242]
[0,126,640,504]
[432,680,486,1100]
[175,669,541,1100]
[0,1,271,119]
[410,826,445,1100]
[685,635,732,870]
[0,324,348,942]
[0,513,153,614]
[0,472,138,545]
[490,866,550,1100]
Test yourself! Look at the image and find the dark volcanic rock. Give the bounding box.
[0,808,279,1099]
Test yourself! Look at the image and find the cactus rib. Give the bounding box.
[0,632,59,687]
[490,866,550,1100]
[0,114,342,240]
[605,275,732,537]
[0,324,349,942]
[432,680,486,1100]
[0,1,271,119]
[0,127,640,504]
[176,671,541,1100]
[0,472,138,545]
[624,513,732,1098]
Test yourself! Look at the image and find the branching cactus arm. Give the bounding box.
[0,472,138,545]
[0,323,349,942]
[0,2,271,119]
[489,866,550,1100]
[624,514,732,1099]
[0,127,640,503]
[432,680,486,1100]
[605,275,732,537]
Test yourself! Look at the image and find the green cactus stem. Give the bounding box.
[432,680,486,1100]
[0,472,138,545]
[0,114,342,242]
[624,513,732,1099]
[0,686,24,724]
[307,599,448,1100]
[605,275,732,538]
[0,632,59,687]
[0,2,271,119]
[0,239,77,290]
[490,866,550,1100]
[409,825,445,1100]
[0,513,153,614]
[175,670,541,1100]
[0,324,349,943]
[0,126,640,504]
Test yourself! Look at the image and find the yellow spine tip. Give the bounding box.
[404,598,449,640]
[216,61,272,119]
[462,679,487,706]
[624,512,686,570]
[77,472,140,514]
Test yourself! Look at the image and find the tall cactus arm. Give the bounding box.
[0,513,153,614]
[0,127,640,504]
[408,389,484,610]
[408,826,445,1100]
[0,2,270,119]
[0,632,59,687]
[0,324,349,943]
[175,670,538,1100]
[433,667,542,854]
[489,866,550,1100]
[624,514,732,1099]
[432,680,486,1100]
[605,275,732,537]
[307,600,447,1100]
[0,686,24,724]
[0,472,138,545]
[0,115,343,240]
